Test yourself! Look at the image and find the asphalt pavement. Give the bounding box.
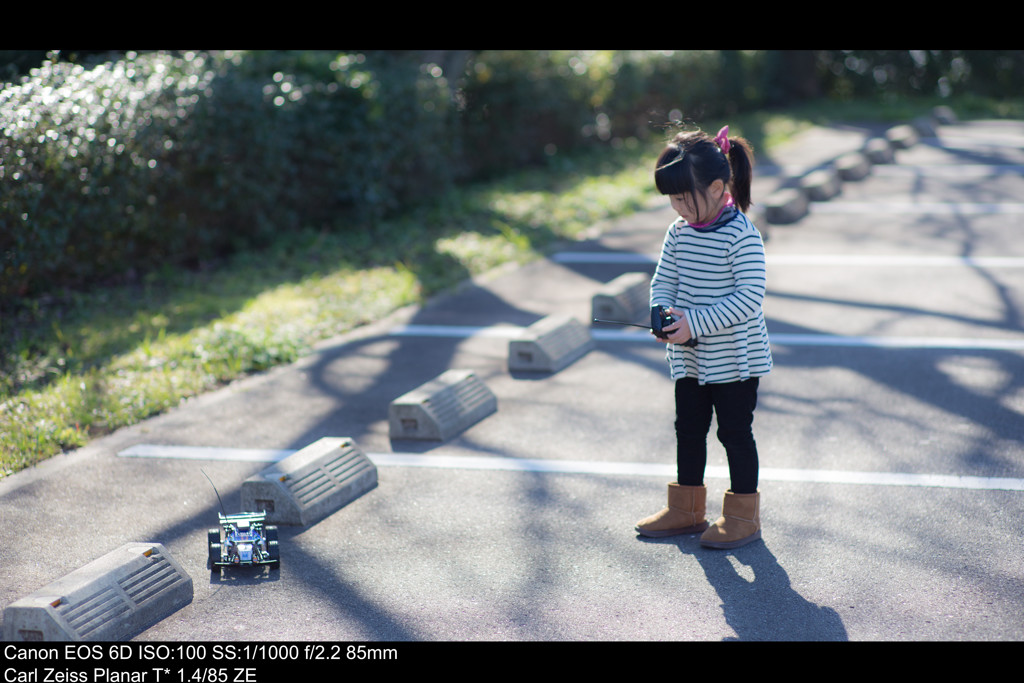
[3,112,1023,649]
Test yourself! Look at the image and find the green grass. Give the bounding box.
[2,96,1019,478]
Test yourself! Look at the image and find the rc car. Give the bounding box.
[208,511,280,574]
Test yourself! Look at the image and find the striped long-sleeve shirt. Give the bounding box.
[650,207,773,384]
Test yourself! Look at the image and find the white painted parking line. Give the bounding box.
[551,252,1024,268]
[872,164,1024,178]
[391,324,523,339]
[765,255,1024,268]
[552,252,656,264]
[389,324,1024,351]
[391,324,526,339]
[117,444,1024,491]
[810,201,1024,215]
[764,334,1024,351]
[119,443,296,462]
[929,134,1024,150]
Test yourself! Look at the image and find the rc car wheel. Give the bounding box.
[267,539,280,569]
[207,529,220,561]
[208,542,221,575]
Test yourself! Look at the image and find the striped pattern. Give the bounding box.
[286,448,372,506]
[57,584,131,639]
[650,208,773,384]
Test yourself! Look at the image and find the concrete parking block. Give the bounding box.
[864,137,894,164]
[932,105,958,124]
[912,115,938,137]
[591,272,650,324]
[836,151,872,181]
[764,187,809,224]
[2,543,192,642]
[886,124,920,149]
[508,314,594,374]
[240,437,378,526]
[800,168,842,201]
[388,369,497,441]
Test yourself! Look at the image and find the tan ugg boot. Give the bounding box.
[700,491,761,549]
[635,483,709,537]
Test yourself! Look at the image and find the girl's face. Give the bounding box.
[670,179,726,224]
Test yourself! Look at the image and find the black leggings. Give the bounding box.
[675,377,760,494]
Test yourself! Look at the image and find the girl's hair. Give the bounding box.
[654,128,754,215]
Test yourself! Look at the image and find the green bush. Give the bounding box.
[0,50,460,303]
[2,52,223,298]
[455,50,600,176]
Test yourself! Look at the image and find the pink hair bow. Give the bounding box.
[714,125,731,154]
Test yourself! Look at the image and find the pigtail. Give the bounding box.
[726,136,754,213]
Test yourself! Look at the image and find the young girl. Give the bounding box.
[634,126,772,549]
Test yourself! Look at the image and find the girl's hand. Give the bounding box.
[656,307,693,345]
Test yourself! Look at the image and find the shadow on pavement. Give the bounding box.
[691,540,849,641]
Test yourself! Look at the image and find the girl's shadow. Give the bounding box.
[687,540,849,641]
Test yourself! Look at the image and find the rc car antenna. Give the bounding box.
[201,468,228,516]
[592,318,651,330]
